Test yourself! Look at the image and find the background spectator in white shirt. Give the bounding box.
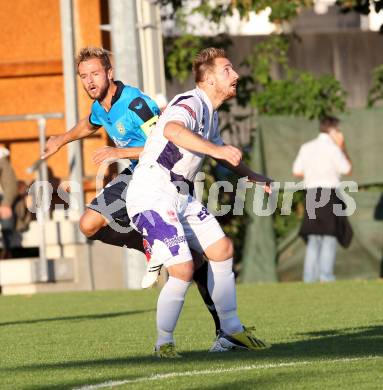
[293,116,353,282]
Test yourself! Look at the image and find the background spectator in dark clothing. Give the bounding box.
[0,147,18,259]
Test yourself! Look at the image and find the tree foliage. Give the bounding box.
[191,0,316,24]
[336,1,383,31]
[336,0,383,15]
[163,34,232,82]
[159,1,355,119]
[253,73,346,119]
[367,64,383,106]
[241,35,346,118]
[158,1,315,23]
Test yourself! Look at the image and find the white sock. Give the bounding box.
[208,258,243,335]
[156,276,191,348]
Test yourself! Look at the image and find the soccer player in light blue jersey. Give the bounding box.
[43,47,160,265]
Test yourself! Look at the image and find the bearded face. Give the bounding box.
[78,58,112,102]
[211,57,239,101]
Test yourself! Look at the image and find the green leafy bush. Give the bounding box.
[254,72,347,119]
[367,65,383,107]
[164,34,232,82]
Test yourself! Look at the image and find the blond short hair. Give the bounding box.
[193,47,228,83]
[75,47,112,71]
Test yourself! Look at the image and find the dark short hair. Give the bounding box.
[320,116,340,132]
[75,47,112,71]
[192,47,228,83]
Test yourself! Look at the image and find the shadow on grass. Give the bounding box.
[297,325,383,339]
[4,324,383,389]
[0,309,155,327]
[185,363,381,390]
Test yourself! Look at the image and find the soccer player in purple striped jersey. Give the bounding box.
[126,48,272,357]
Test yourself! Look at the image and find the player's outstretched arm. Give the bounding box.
[215,159,273,184]
[42,117,99,160]
[92,146,144,165]
[214,158,273,193]
[164,121,242,166]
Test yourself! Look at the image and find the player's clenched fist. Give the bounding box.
[211,144,242,167]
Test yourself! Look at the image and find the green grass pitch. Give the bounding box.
[0,280,382,389]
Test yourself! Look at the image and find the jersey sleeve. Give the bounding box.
[211,132,224,145]
[210,112,224,145]
[127,93,160,138]
[89,103,102,128]
[161,95,200,131]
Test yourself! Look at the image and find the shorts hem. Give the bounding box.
[164,255,193,268]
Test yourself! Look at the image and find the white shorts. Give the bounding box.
[126,164,225,267]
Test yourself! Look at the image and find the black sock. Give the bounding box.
[193,260,221,335]
[88,225,144,252]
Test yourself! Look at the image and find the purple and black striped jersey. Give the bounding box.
[138,87,223,184]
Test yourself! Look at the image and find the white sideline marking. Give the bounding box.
[74,355,382,390]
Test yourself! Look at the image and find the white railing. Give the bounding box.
[0,112,64,282]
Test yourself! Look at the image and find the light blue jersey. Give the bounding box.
[89,81,160,165]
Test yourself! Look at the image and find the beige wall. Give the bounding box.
[0,0,108,202]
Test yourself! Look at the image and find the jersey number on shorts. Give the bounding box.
[197,206,210,221]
